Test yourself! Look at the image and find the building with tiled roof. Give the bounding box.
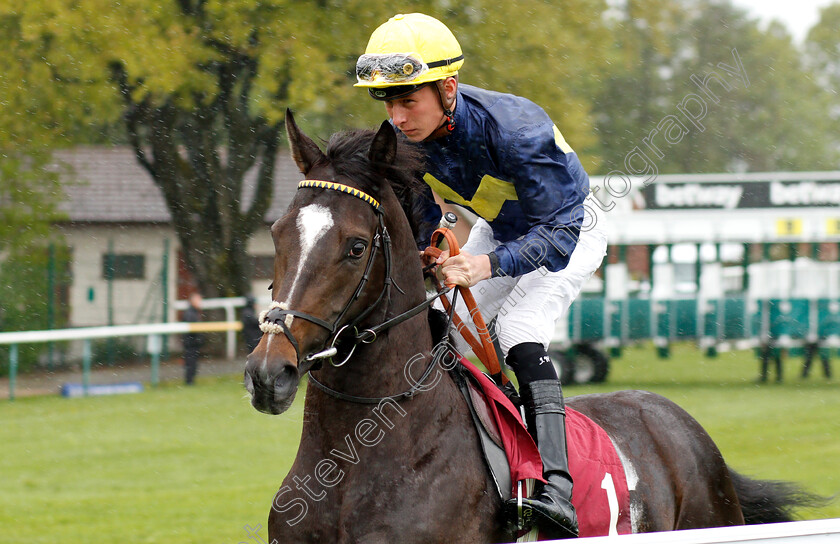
[54,146,300,328]
[54,146,299,223]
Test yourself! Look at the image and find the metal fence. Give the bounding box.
[0,321,241,400]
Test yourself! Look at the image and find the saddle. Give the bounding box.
[455,357,633,539]
[427,225,632,539]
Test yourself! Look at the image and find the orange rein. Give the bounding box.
[424,227,508,385]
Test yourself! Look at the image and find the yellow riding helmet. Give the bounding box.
[355,13,464,92]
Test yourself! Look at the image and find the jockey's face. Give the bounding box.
[384,84,445,142]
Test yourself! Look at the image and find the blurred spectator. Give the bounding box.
[182,292,204,385]
[801,342,832,380]
[241,294,262,353]
[758,343,782,383]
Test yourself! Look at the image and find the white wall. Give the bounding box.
[246,225,275,298]
[61,224,179,327]
[60,223,278,328]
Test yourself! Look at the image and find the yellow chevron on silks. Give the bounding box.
[553,125,574,154]
[423,173,518,221]
[298,180,381,211]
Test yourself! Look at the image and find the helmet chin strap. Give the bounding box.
[426,79,456,141]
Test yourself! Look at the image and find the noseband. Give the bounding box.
[259,180,448,372]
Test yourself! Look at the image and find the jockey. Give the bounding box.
[355,13,608,539]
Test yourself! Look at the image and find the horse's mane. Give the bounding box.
[325,128,425,195]
[325,129,438,249]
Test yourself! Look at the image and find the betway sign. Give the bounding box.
[641,178,840,209]
[769,181,840,206]
[652,183,743,209]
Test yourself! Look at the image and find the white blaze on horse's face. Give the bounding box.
[282,204,335,324]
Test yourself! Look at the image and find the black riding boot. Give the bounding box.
[506,379,579,539]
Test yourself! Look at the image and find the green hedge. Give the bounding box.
[0,245,70,375]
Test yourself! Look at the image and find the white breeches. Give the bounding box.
[439,206,608,358]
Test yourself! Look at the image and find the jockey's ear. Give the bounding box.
[285,108,326,175]
[442,76,458,103]
[369,119,397,167]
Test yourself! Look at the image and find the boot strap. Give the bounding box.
[526,380,566,415]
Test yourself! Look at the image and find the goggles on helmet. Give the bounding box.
[356,52,465,85]
[356,53,428,84]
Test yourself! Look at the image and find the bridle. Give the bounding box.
[260,180,391,366]
[259,179,449,402]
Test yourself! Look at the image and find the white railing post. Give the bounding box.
[9,344,18,401]
[82,339,92,396]
[225,304,236,360]
[148,334,162,386]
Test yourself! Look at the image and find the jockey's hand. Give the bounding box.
[419,249,437,269]
[439,250,491,287]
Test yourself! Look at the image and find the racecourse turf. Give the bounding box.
[1,343,838,543]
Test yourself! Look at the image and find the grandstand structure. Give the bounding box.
[555,171,840,380]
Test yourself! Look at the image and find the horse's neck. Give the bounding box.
[293,309,500,542]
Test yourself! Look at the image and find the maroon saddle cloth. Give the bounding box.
[459,357,632,537]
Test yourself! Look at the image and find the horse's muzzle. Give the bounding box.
[244,355,299,415]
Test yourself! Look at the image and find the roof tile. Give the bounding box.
[54,147,301,223]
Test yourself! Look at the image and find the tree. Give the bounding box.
[805,2,840,165]
[9,1,389,296]
[588,0,686,172]
[6,0,615,296]
[0,148,67,351]
[667,2,839,172]
[592,0,840,174]
[451,0,612,166]
[0,152,65,257]
[806,3,840,90]
[0,11,69,258]
[0,9,69,344]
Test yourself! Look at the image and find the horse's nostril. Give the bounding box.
[273,366,298,399]
[244,369,255,395]
[244,355,299,414]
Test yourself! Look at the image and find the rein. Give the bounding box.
[424,228,507,385]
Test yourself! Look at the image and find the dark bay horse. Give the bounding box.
[244,112,816,543]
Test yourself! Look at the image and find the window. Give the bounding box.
[102,254,145,280]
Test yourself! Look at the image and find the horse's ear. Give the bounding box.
[285,108,325,175]
[369,120,397,168]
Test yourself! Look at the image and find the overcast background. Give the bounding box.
[733,0,835,42]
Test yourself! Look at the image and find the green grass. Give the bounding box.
[0,377,301,544]
[1,344,837,543]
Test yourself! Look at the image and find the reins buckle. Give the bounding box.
[358,328,377,344]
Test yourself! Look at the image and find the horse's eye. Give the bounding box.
[349,240,367,259]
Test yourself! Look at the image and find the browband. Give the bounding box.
[298,180,381,211]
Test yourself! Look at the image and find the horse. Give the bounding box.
[244,111,818,543]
